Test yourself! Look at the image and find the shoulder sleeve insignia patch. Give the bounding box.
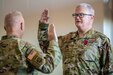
[27,50,37,60]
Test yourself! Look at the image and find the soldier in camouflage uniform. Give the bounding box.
[0,11,61,75]
[38,3,113,75]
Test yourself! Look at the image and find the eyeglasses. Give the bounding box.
[72,13,92,18]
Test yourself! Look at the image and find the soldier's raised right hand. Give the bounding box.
[39,9,49,24]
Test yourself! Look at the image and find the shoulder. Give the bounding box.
[13,38,34,52]
[94,30,109,39]
[93,30,110,43]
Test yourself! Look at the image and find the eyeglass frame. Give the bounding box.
[72,13,93,18]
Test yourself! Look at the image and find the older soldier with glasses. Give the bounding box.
[38,3,113,75]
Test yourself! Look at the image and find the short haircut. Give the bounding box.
[76,3,95,16]
[4,11,23,27]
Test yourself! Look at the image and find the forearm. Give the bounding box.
[26,48,54,73]
[38,22,49,52]
[48,40,62,67]
[37,22,62,72]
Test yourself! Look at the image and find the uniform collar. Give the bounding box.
[77,28,95,39]
[1,35,18,40]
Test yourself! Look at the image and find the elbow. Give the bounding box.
[42,70,54,74]
[40,66,54,74]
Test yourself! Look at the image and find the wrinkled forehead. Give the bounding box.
[75,6,90,14]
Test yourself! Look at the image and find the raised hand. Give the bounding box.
[39,9,49,24]
[48,24,58,42]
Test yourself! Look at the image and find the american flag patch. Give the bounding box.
[27,50,37,60]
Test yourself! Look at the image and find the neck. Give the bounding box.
[6,32,22,38]
[78,28,91,37]
[78,26,92,34]
[78,29,88,34]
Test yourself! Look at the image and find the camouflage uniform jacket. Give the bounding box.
[38,23,113,75]
[0,35,61,75]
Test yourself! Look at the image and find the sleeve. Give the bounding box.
[98,37,113,75]
[20,22,61,74]
[38,22,62,58]
[27,40,61,74]
[38,22,49,53]
[58,36,64,52]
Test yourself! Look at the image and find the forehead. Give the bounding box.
[75,7,89,13]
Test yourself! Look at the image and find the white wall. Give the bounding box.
[103,0,113,46]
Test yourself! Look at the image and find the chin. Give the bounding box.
[76,24,82,27]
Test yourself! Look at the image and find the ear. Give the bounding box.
[91,15,94,19]
[20,22,23,30]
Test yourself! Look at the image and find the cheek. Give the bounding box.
[83,18,89,24]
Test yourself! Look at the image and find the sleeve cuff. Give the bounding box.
[49,40,59,47]
[39,23,49,30]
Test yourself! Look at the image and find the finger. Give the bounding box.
[44,9,48,16]
[48,24,54,32]
[44,9,49,22]
[41,9,49,22]
[42,9,48,17]
[40,11,48,23]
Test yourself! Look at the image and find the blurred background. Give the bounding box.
[0,0,112,75]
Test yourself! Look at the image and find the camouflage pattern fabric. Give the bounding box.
[38,23,113,75]
[38,23,49,53]
[0,35,61,75]
[38,23,62,67]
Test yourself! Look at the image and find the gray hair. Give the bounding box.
[77,3,95,16]
[4,11,23,27]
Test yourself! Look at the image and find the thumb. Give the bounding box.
[48,24,58,42]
